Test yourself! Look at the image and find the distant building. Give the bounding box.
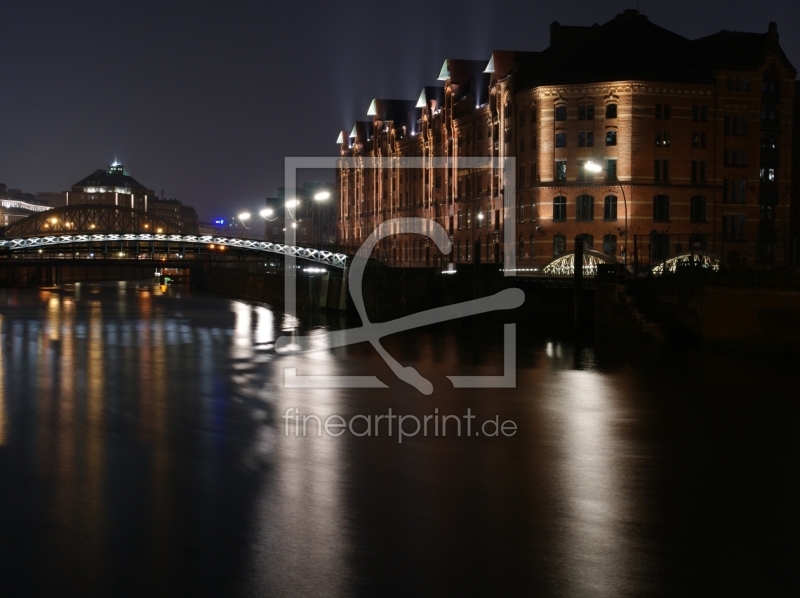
[0,183,51,227]
[67,161,154,211]
[36,192,67,207]
[264,183,336,245]
[64,161,201,234]
[148,198,199,234]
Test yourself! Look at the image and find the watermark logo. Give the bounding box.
[282,408,518,442]
[275,157,522,394]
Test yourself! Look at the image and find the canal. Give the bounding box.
[0,280,797,596]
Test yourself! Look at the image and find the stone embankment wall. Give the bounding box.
[207,263,591,328]
[595,279,800,350]
[0,263,155,286]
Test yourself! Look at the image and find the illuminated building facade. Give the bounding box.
[148,198,200,234]
[0,184,52,227]
[67,162,153,212]
[337,10,797,268]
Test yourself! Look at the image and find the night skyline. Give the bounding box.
[2,0,798,220]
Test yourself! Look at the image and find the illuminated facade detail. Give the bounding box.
[651,252,721,274]
[336,11,797,269]
[541,250,617,277]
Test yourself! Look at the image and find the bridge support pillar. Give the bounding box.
[574,239,584,336]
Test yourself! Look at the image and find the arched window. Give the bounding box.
[690,196,707,223]
[604,195,618,220]
[529,234,536,258]
[555,132,567,148]
[466,208,472,228]
[605,130,617,146]
[576,194,594,221]
[553,195,566,221]
[575,233,593,250]
[518,235,525,258]
[603,234,617,257]
[553,234,566,257]
[555,105,567,121]
[653,194,670,222]
[605,103,617,119]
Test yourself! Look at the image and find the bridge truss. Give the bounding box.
[0,233,348,269]
[1,204,349,268]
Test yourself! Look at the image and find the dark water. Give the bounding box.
[0,281,798,597]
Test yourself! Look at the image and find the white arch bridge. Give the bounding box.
[0,204,349,269]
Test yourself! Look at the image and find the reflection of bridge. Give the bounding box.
[0,204,349,269]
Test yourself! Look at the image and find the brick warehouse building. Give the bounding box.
[336,10,797,269]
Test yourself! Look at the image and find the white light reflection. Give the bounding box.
[547,370,637,595]
[244,347,350,594]
[254,306,274,346]
[232,302,254,360]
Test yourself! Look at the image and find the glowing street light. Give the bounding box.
[259,208,274,218]
[238,212,251,221]
[313,191,331,201]
[584,160,628,267]
[285,199,299,209]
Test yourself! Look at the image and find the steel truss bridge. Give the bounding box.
[0,204,348,269]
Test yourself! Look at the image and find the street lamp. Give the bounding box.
[237,212,251,233]
[313,191,331,244]
[585,160,628,268]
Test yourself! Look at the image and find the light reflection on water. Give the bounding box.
[0,281,798,597]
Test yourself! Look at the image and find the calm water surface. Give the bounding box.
[0,281,798,597]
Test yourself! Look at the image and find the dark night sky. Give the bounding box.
[1,0,798,220]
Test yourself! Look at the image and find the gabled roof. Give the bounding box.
[693,26,796,73]
[350,121,374,143]
[73,168,148,191]
[486,50,540,81]
[417,86,444,110]
[513,10,796,90]
[516,10,705,88]
[441,59,491,105]
[367,99,419,128]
